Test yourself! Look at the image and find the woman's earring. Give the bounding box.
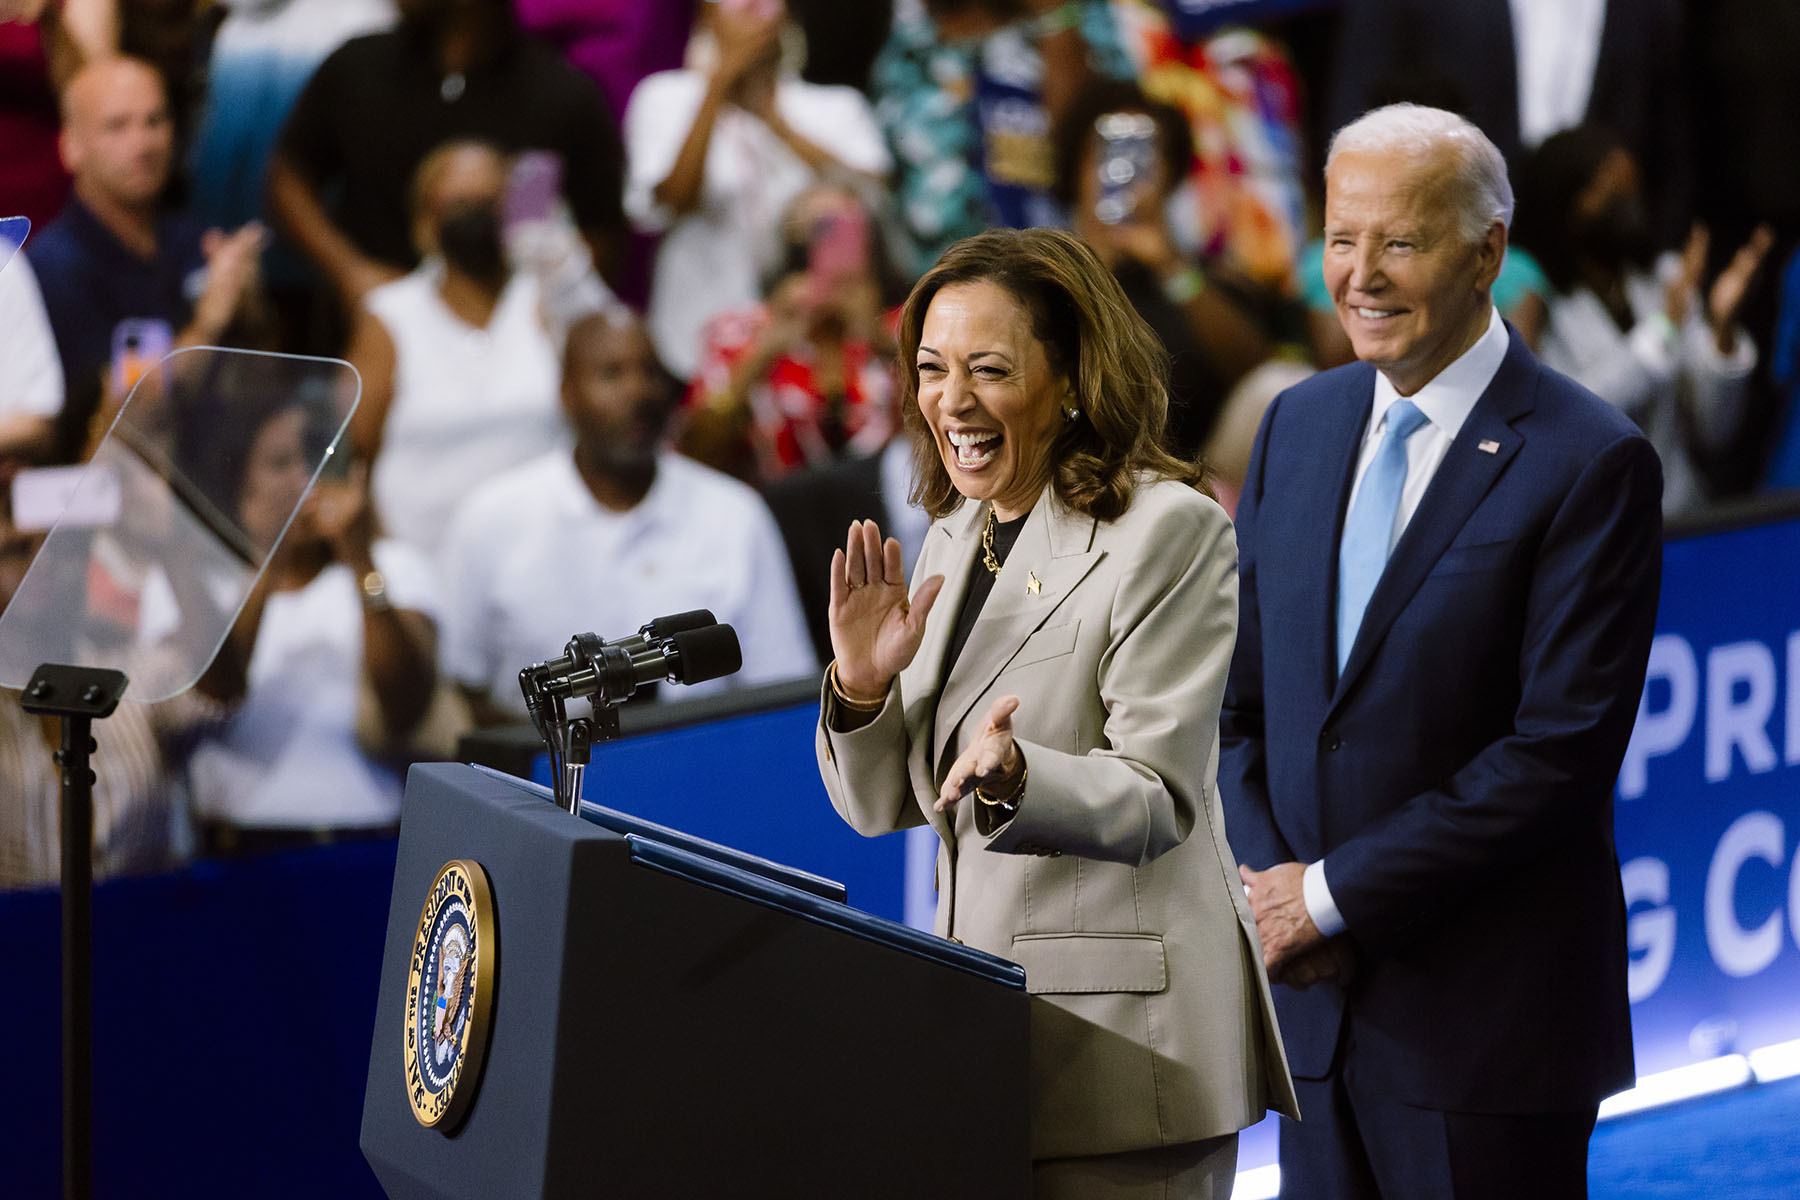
[1063,405,1080,422]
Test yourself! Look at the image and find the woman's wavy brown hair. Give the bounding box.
[898,227,1206,522]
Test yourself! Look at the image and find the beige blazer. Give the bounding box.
[817,479,1298,1160]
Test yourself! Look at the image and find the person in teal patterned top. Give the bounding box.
[871,0,1133,279]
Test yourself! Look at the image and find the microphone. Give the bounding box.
[612,609,718,656]
[525,620,741,707]
[526,609,718,681]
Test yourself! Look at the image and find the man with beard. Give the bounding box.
[1514,123,1773,516]
[347,141,568,563]
[267,0,626,315]
[29,56,267,460]
[436,308,815,725]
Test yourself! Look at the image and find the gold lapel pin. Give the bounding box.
[1027,571,1042,595]
[1477,439,1500,454]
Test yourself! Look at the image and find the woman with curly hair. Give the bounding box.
[816,226,1295,1197]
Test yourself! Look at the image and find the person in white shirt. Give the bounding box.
[1515,123,1773,516]
[347,140,568,564]
[0,254,63,467]
[622,0,890,381]
[190,394,442,849]
[439,308,815,724]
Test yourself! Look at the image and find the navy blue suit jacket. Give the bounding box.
[1220,328,1662,1113]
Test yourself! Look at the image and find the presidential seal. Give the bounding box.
[404,859,496,1131]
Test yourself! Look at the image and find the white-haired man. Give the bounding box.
[1220,103,1663,1197]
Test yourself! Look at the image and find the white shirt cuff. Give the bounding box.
[1303,860,1347,938]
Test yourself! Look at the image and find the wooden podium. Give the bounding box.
[360,762,1031,1198]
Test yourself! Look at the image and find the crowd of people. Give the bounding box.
[3,2,1792,1194]
[0,1,1791,894]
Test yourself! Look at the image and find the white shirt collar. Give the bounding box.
[1369,307,1509,440]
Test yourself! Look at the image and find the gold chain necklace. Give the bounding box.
[981,507,1001,577]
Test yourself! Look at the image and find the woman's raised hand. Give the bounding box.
[827,519,943,702]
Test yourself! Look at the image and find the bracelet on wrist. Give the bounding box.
[974,761,1028,808]
[827,661,887,712]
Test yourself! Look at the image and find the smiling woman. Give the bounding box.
[814,226,1297,1197]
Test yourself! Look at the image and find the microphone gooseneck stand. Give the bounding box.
[519,612,742,815]
[21,662,130,1200]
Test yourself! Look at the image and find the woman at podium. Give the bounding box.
[816,227,1296,1197]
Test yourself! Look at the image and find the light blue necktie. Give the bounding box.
[1337,399,1429,675]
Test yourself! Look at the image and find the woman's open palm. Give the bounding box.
[827,519,943,699]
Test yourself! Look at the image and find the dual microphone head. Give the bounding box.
[519,610,743,714]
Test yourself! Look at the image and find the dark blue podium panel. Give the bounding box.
[524,695,915,924]
[362,763,1030,1200]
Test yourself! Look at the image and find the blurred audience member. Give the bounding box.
[1327,0,1692,247]
[1120,16,1308,294]
[0,0,116,231]
[0,256,64,469]
[1053,77,1280,460]
[188,0,396,349]
[1692,0,1800,496]
[623,0,888,380]
[0,477,186,888]
[267,0,626,317]
[27,56,266,462]
[1767,247,1800,492]
[439,309,814,725]
[190,395,440,855]
[681,185,899,482]
[873,0,1132,277]
[515,0,695,127]
[1515,125,1773,517]
[117,0,220,205]
[346,141,567,564]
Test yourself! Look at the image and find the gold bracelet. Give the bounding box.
[974,763,1028,807]
[827,661,887,712]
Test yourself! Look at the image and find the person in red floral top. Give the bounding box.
[679,184,900,483]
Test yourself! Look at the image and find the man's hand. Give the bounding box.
[188,222,267,343]
[1240,861,1324,975]
[1272,935,1357,990]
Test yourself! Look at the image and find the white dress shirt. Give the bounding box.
[1510,0,1607,148]
[438,449,817,718]
[1305,307,1510,937]
[0,255,65,421]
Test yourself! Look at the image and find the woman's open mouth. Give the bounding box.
[947,429,1001,471]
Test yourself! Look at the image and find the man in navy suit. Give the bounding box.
[1221,104,1663,1198]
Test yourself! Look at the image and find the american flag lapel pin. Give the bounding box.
[1478,439,1500,454]
[1027,571,1042,595]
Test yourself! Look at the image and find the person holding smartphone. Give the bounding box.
[680,185,900,483]
[623,0,890,380]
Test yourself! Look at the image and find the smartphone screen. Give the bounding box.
[109,317,173,400]
[1093,112,1160,226]
[808,208,871,287]
[503,151,564,234]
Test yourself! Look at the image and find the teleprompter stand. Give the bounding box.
[20,663,129,1200]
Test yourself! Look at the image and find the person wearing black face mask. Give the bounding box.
[344,139,570,565]
[434,201,508,285]
[1516,123,1774,516]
